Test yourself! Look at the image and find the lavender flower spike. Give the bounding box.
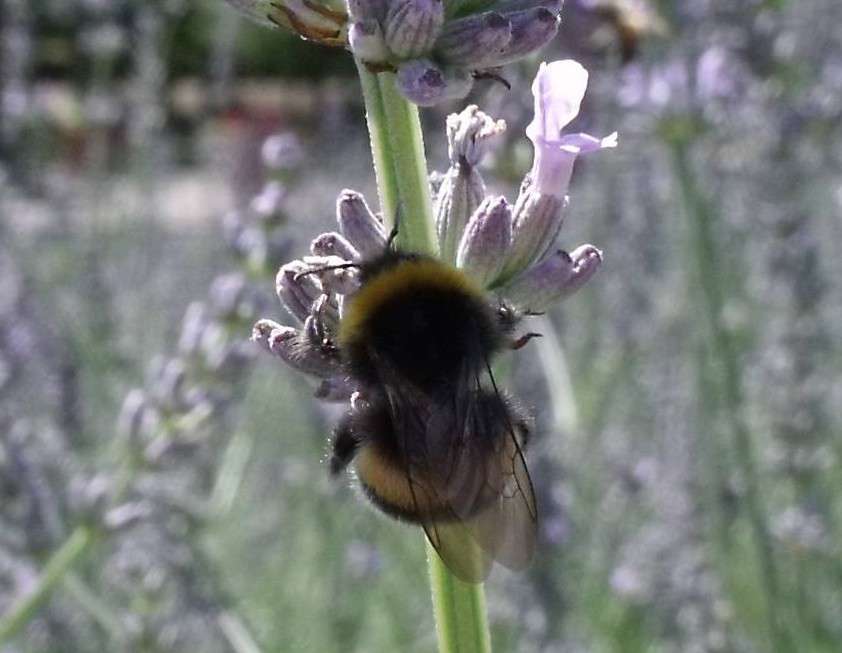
[526,60,618,199]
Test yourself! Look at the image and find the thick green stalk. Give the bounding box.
[427,541,492,653]
[357,61,400,234]
[357,63,437,254]
[356,61,488,652]
[0,526,94,642]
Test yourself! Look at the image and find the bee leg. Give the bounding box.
[514,414,532,449]
[510,332,543,350]
[330,415,361,476]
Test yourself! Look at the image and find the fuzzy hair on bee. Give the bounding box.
[306,243,539,582]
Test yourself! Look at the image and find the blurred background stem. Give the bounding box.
[0,526,94,642]
[670,135,789,652]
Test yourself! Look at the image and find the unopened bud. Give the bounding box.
[209,273,249,319]
[396,59,473,106]
[311,231,360,261]
[384,0,444,59]
[456,196,512,287]
[276,260,323,322]
[178,303,208,357]
[337,189,386,257]
[253,320,340,377]
[436,12,512,67]
[348,0,387,22]
[485,7,559,67]
[502,245,603,311]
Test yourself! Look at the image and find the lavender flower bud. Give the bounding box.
[104,502,154,532]
[117,389,150,445]
[276,260,323,322]
[156,359,189,411]
[262,317,341,379]
[209,273,249,319]
[178,303,208,358]
[337,189,387,256]
[249,181,287,220]
[348,0,387,21]
[501,245,603,311]
[499,178,567,281]
[252,319,285,352]
[311,231,360,261]
[456,196,512,287]
[395,59,473,106]
[435,165,484,264]
[435,106,505,263]
[349,19,390,63]
[384,0,444,59]
[252,320,340,378]
[435,11,512,67]
[483,7,559,67]
[208,341,255,381]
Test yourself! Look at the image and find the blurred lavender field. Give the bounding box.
[1,1,841,651]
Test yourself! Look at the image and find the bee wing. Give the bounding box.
[464,412,537,571]
[370,343,537,581]
[441,352,538,573]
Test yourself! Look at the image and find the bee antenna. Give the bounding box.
[293,262,360,281]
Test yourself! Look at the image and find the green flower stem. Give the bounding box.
[357,61,400,234]
[356,61,488,652]
[426,540,492,653]
[357,62,437,254]
[63,572,128,643]
[0,526,94,643]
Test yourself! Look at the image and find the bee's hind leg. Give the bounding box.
[329,414,361,476]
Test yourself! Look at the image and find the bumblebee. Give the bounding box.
[322,247,538,582]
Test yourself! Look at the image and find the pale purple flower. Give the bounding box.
[526,60,618,198]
